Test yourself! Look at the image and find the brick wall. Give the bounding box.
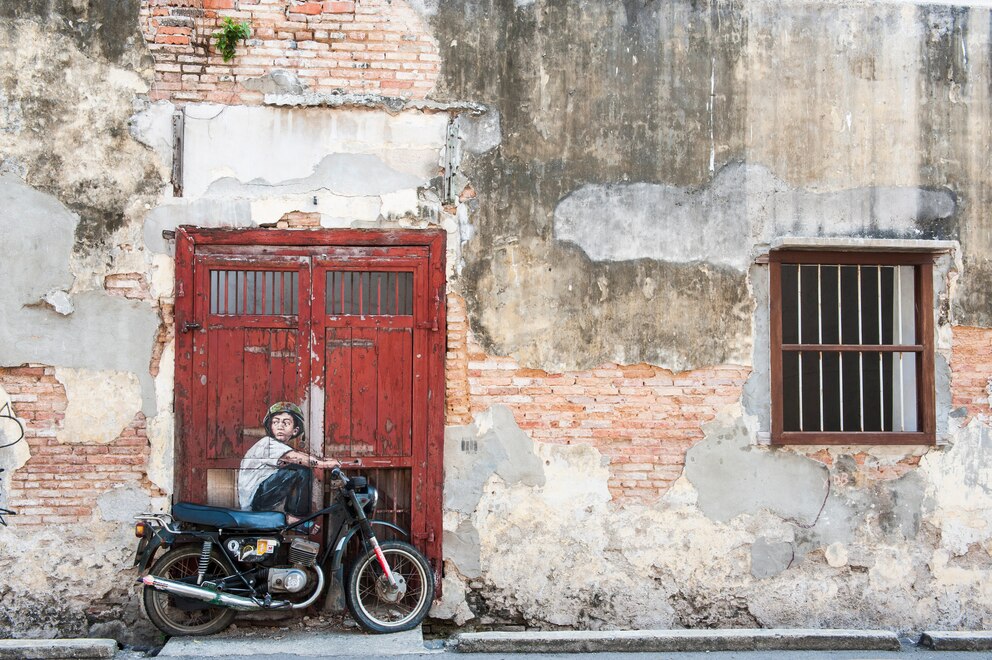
[445,294,750,503]
[951,325,992,423]
[140,0,440,104]
[1,367,160,526]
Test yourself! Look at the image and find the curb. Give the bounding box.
[920,631,992,651]
[449,629,902,653]
[0,638,117,660]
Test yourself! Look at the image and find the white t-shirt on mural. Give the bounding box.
[237,436,293,509]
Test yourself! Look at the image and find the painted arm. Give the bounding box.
[278,450,340,470]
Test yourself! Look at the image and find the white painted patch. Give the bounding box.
[249,194,381,226]
[182,105,447,199]
[554,163,956,271]
[0,387,30,495]
[42,289,74,315]
[379,189,420,218]
[146,342,175,496]
[55,368,142,445]
[107,67,149,94]
[825,542,848,567]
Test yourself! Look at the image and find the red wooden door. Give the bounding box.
[312,249,430,544]
[174,229,446,573]
[185,255,311,505]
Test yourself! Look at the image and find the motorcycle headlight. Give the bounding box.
[362,485,378,516]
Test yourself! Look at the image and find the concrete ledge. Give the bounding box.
[0,639,117,659]
[449,629,902,653]
[920,631,992,651]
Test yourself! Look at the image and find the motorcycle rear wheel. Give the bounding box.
[345,540,434,633]
[142,545,237,637]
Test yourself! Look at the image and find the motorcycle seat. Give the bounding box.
[172,502,286,531]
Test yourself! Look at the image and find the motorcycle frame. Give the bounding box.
[135,480,409,608]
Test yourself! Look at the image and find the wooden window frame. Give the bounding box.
[769,250,936,445]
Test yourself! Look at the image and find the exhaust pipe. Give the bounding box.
[142,565,324,611]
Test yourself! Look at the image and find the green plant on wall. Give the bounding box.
[213,17,251,62]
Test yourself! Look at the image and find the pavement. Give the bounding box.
[3,628,992,659]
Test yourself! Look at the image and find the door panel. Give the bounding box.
[188,256,310,503]
[322,326,413,458]
[176,229,445,581]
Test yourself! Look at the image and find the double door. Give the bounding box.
[173,229,446,569]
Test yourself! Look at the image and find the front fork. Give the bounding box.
[349,490,398,589]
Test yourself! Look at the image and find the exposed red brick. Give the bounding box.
[295,2,324,15]
[324,1,356,14]
[0,368,164,527]
[951,325,992,424]
[445,293,751,503]
[139,0,438,104]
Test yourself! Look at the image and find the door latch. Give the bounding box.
[182,322,202,333]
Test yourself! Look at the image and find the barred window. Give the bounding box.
[769,251,935,445]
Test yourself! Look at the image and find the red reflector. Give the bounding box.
[135,522,146,538]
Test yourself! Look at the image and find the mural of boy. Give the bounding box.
[237,401,339,523]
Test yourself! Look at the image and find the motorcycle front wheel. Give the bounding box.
[142,545,237,637]
[345,540,434,633]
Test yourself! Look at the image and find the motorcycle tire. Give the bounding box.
[345,540,434,633]
[142,545,237,637]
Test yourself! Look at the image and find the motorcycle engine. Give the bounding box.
[268,567,309,593]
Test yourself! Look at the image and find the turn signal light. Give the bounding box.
[135,522,147,538]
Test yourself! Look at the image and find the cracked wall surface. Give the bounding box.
[429,0,992,634]
[438,406,992,631]
[3,0,992,641]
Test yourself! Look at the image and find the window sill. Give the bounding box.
[771,431,935,446]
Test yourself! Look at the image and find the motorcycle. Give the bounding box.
[133,466,434,636]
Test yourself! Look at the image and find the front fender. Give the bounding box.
[329,520,408,572]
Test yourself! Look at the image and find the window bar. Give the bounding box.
[210,270,217,315]
[358,273,364,316]
[339,273,345,315]
[857,265,864,432]
[837,265,844,432]
[877,266,884,431]
[279,271,285,315]
[897,266,905,432]
[376,273,382,315]
[223,270,229,315]
[797,264,804,432]
[817,264,824,432]
[260,271,266,315]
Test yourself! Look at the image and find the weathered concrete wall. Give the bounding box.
[3,0,992,641]
[430,0,992,634]
[430,0,989,371]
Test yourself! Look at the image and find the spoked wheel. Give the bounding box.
[345,540,434,633]
[142,545,237,637]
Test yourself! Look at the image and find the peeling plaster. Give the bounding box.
[0,388,28,498]
[684,410,830,526]
[444,405,546,516]
[181,105,448,199]
[144,198,253,254]
[146,343,175,496]
[0,176,159,413]
[921,419,992,555]
[97,484,151,522]
[54,368,141,445]
[554,163,957,272]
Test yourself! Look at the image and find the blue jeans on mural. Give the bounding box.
[248,463,312,517]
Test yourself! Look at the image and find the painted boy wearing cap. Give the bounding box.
[237,401,339,522]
